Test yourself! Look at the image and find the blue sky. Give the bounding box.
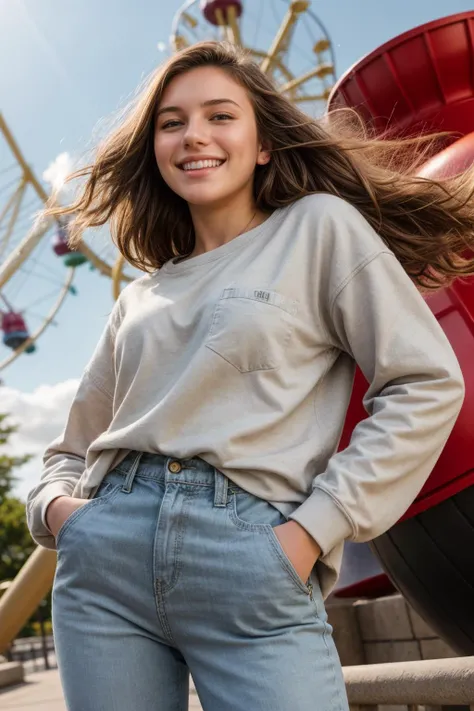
[1,0,473,394]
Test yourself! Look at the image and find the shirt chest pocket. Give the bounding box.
[205,287,299,373]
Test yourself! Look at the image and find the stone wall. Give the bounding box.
[0,661,24,689]
[326,595,461,711]
[326,593,458,667]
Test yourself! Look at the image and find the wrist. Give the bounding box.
[46,495,69,526]
[285,520,321,556]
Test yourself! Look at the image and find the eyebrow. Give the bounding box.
[156,98,240,118]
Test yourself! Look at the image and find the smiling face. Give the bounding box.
[154,65,270,210]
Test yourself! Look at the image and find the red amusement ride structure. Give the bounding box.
[330,12,474,655]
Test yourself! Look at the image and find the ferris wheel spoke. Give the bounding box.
[0,186,24,234]
[0,175,22,199]
[215,5,241,45]
[269,0,283,28]
[286,27,330,73]
[5,233,56,303]
[0,180,27,262]
[10,198,42,228]
[279,62,334,96]
[3,218,39,245]
[7,215,41,237]
[174,33,190,51]
[292,93,330,104]
[171,0,193,50]
[74,239,113,277]
[20,285,65,314]
[0,182,33,224]
[7,269,31,304]
[0,162,18,178]
[247,0,265,52]
[1,216,36,246]
[180,10,201,42]
[2,190,41,222]
[260,0,309,75]
[182,11,198,29]
[23,310,59,328]
[16,264,69,292]
[23,254,65,281]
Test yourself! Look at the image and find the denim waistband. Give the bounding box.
[107,451,244,506]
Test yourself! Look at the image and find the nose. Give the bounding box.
[183,118,210,149]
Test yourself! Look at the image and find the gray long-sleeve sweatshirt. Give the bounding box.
[26,193,465,599]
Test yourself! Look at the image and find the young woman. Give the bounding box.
[27,41,472,711]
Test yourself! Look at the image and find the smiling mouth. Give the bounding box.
[178,159,226,172]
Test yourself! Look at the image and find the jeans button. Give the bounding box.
[168,461,182,474]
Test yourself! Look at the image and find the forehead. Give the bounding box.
[159,66,249,108]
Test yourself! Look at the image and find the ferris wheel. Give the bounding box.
[0,115,79,372]
[0,115,136,372]
[170,0,336,115]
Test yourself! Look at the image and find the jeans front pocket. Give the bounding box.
[55,480,121,547]
[229,491,313,596]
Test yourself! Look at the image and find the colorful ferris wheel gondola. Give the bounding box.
[51,218,88,268]
[200,1,243,27]
[0,293,35,354]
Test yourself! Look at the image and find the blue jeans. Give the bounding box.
[53,452,349,711]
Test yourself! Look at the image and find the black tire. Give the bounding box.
[369,484,474,655]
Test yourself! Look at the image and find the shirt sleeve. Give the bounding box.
[290,246,465,556]
[26,303,121,549]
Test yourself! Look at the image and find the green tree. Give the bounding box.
[0,496,35,581]
[0,412,31,504]
[0,413,45,638]
[0,412,34,581]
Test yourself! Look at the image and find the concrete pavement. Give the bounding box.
[0,668,203,710]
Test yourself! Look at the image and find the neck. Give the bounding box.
[188,194,268,257]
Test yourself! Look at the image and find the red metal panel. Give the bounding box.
[332,15,474,520]
[329,12,474,136]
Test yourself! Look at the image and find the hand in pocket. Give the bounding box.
[273,520,321,584]
[46,496,88,539]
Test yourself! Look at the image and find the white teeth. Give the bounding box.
[181,159,224,171]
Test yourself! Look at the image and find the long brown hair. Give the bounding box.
[48,40,474,289]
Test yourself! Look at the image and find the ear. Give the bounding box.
[256,140,271,166]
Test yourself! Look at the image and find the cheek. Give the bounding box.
[153,136,172,175]
[226,125,260,167]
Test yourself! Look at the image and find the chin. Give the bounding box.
[178,189,232,207]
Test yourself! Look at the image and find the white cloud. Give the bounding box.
[42,152,77,198]
[2,380,79,501]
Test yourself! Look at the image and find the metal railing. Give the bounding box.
[4,634,56,674]
[344,656,474,710]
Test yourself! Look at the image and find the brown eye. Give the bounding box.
[161,120,182,129]
[211,113,233,121]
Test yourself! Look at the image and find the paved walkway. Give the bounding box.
[0,668,203,710]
